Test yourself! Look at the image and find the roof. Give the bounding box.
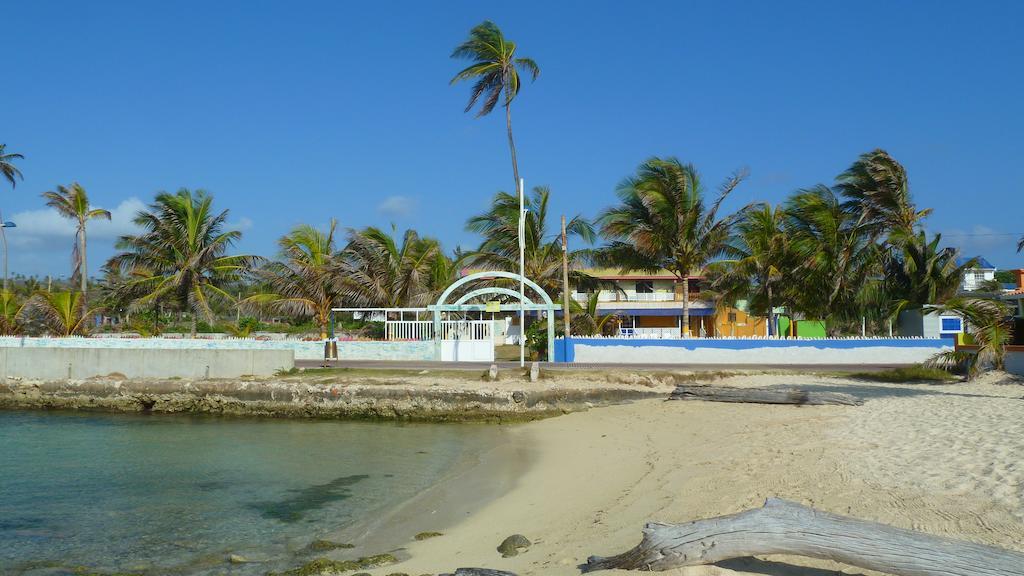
[1005,288,1024,298]
[956,256,996,269]
[579,267,703,280]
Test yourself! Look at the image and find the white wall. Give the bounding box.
[0,348,294,379]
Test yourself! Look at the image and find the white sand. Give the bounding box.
[364,372,1024,576]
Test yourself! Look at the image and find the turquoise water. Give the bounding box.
[0,410,502,575]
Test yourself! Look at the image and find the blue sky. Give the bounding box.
[4,0,1022,278]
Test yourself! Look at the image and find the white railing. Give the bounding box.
[619,327,681,339]
[386,320,434,341]
[573,291,677,303]
[385,320,493,342]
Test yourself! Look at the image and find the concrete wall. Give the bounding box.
[0,337,434,362]
[0,347,294,379]
[555,337,950,365]
[1007,347,1024,377]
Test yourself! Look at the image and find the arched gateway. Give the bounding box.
[429,271,560,362]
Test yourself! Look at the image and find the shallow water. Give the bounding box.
[0,410,504,575]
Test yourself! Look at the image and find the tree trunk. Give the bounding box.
[681,276,690,337]
[190,315,197,339]
[79,224,88,298]
[505,99,520,191]
[766,282,775,337]
[669,385,862,406]
[583,498,1024,575]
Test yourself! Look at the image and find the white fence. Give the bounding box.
[385,320,493,342]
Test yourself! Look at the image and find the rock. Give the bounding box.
[268,557,360,576]
[306,539,355,552]
[357,553,398,568]
[228,554,248,564]
[511,391,526,404]
[496,534,531,558]
[414,531,444,541]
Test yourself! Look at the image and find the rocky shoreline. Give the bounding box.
[0,370,673,422]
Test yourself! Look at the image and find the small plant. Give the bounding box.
[849,364,956,383]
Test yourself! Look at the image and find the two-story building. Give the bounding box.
[573,269,767,338]
[958,256,997,292]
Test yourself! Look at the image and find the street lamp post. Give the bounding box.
[0,215,16,293]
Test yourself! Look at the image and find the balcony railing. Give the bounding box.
[573,291,692,303]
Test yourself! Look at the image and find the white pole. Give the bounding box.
[518,177,526,368]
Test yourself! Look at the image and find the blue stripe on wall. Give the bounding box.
[554,337,948,362]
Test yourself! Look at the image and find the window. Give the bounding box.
[635,281,654,294]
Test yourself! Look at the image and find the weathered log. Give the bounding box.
[582,498,1024,575]
[669,385,862,406]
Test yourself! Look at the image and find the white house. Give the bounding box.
[958,256,997,292]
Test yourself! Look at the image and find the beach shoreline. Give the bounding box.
[359,371,1024,576]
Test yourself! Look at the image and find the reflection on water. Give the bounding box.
[0,410,500,575]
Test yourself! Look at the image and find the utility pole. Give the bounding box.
[561,215,571,338]
[518,178,526,368]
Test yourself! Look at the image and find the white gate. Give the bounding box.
[439,320,494,362]
[385,319,495,362]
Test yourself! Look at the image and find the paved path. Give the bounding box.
[296,359,906,372]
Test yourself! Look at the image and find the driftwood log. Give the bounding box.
[583,498,1024,575]
[669,385,863,406]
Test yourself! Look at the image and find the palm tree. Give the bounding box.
[244,220,342,339]
[450,21,540,190]
[0,144,24,188]
[337,226,450,308]
[597,157,746,336]
[834,149,931,243]
[0,291,26,335]
[885,231,975,315]
[466,186,595,297]
[927,297,1011,378]
[27,291,99,336]
[41,183,112,299]
[107,188,258,337]
[712,203,792,336]
[568,291,620,336]
[783,184,879,332]
[1018,234,1023,253]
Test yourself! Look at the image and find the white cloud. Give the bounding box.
[227,216,254,232]
[7,197,146,250]
[376,195,416,218]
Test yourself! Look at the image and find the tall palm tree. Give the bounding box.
[466,186,595,298]
[337,226,449,308]
[884,231,975,315]
[712,203,792,336]
[107,188,258,337]
[834,149,930,244]
[783,184,879,332]
[0,144,24,188]
[597,157,747,336]
[244,220,342,339]
[27,291,99,336]
[451,21,540,190]
[41,183,112,299]
[1018,234,1023,253]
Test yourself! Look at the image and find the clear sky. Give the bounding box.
[4,0,1023,278]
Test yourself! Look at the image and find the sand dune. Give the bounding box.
[366,372,1024,576]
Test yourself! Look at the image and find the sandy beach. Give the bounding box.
[362,371,1024,576]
